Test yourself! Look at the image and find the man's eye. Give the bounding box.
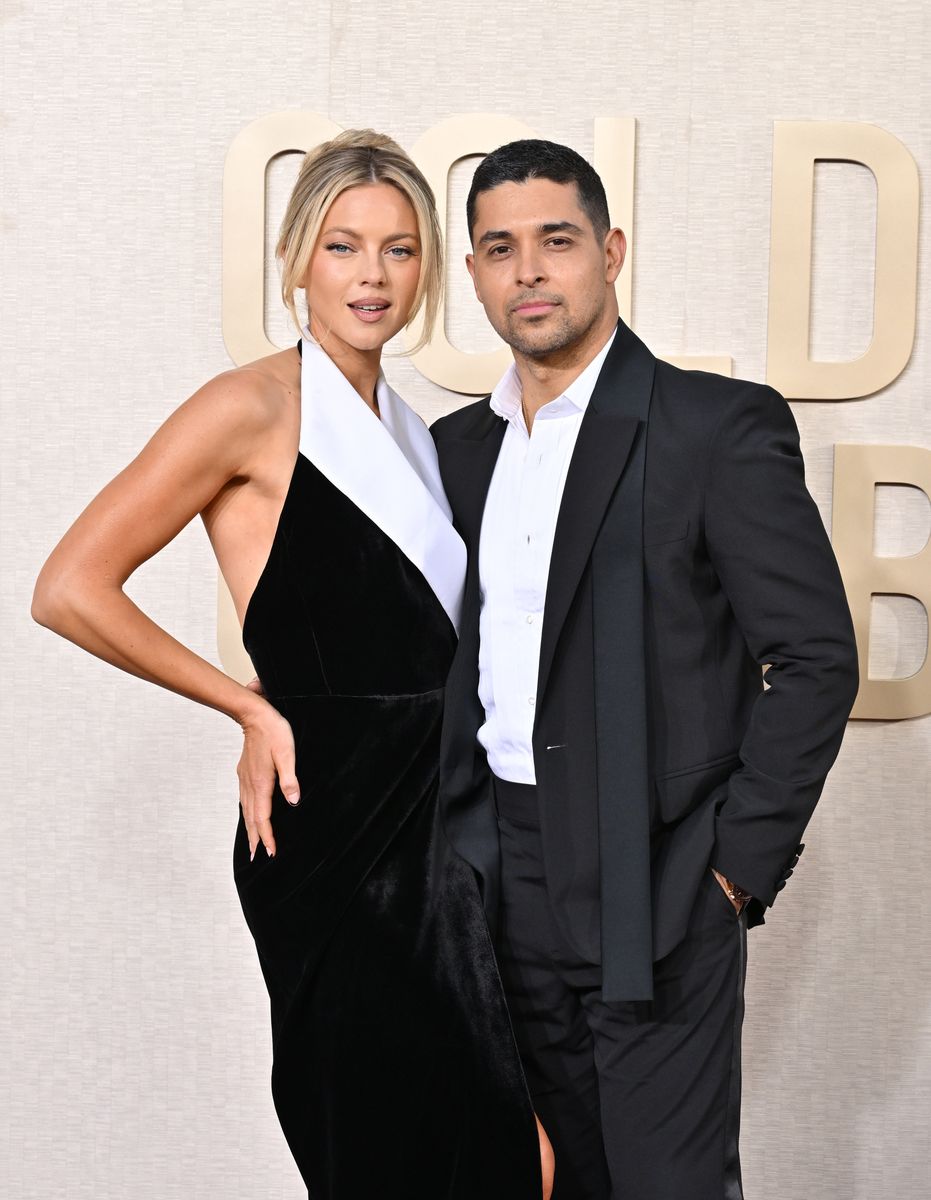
[547,238,571,248]
[488,245,511,256]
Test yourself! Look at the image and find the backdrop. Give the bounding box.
[2,2,929,1197]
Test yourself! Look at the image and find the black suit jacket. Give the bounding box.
[431,320,859,1001]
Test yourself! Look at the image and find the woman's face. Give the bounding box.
[303,182,423,356]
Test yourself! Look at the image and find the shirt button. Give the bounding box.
[528,696,535,707]
[526,614,534,624]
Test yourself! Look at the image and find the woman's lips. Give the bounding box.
[348,302,391,323]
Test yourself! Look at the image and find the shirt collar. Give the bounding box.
[489,327,618,427]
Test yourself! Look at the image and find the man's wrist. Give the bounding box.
[724,878,752,908]
[711,866,752,910]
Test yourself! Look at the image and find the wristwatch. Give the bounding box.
[723,878,752,909]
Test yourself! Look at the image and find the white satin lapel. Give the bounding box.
[299,336,466,633]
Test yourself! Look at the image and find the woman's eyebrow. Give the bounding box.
[321,227,418,240]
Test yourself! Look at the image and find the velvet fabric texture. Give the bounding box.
[234,454,541,1198]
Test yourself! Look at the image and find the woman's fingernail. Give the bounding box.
[250,847,255,862]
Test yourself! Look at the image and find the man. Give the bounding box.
[431,140,859,1200]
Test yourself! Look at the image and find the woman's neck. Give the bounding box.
[307,320,382,415]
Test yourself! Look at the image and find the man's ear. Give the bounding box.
[465,253,481,301]
[604,228,627,285]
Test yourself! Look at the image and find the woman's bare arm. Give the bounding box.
[32,369,299,857]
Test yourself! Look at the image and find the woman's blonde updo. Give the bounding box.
[276,130,443,352]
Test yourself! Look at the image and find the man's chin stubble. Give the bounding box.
[504,311,600,360]
[504,316,576,359]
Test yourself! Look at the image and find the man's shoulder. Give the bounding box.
[430,396,496,442]
[653,360,788,429]
[655,358,778,403]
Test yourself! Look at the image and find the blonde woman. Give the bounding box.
[33,131,553,1198]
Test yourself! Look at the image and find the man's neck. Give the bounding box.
[513,310,618,432]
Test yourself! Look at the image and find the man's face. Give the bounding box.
[466,177,624,360]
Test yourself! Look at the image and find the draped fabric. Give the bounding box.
[233,345,541,1197]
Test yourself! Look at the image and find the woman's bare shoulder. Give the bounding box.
[186,347,300,437]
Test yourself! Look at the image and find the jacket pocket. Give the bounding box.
[653,753,739,826]
[643,516,690,546]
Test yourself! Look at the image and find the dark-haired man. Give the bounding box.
[431,140,858,1199]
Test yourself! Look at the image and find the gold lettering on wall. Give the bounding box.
[832,445,931,719]
[222,112,736,381]
[222,111,341,365]
[767,121,919,400]
[405,115,537,393]
[404,114,730,389]
[217,114,927,718]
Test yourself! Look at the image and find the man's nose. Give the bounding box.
[515,250,546,289]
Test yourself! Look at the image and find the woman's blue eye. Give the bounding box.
[326,242,352,253]
[388,246,414,258]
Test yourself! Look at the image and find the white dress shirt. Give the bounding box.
[477,331,617,783]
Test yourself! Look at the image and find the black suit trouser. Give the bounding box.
[492,777,747,1200]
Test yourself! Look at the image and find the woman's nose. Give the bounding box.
[359,252,386,287]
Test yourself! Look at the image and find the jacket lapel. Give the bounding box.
[536,322,655,702]
[435,412,507,922]
[438,412,506,617]
[592,409,655,1000]
[439,415,507,560]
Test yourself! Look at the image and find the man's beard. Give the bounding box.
[499,303,602,361]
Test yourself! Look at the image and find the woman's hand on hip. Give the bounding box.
[236,697,300,860]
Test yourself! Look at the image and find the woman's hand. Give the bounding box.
[236,697,300,860]
[536,1113,555,1200]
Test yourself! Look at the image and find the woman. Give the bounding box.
[33,130,553,1198]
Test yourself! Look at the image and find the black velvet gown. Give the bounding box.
[233,448,541,1197]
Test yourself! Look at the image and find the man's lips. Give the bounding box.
[511,300,559,316]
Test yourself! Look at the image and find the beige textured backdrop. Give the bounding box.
[2,1,929,1197]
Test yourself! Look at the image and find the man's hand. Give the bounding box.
[711,867,749,914]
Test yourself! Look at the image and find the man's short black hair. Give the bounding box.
[466,139,611,243]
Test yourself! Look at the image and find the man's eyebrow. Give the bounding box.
[477,221,585,246]
[540,221,585,236]
[477,228,513,246]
